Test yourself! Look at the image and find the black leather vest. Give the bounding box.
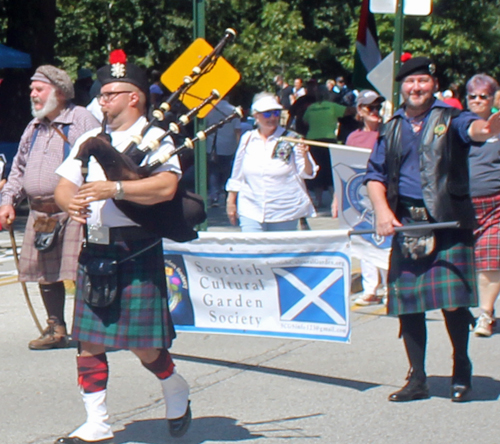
[381,106,476,229]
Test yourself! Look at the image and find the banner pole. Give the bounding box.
[349,221,460,236]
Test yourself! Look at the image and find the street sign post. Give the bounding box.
[369,0,432,108]
[367,51,395,111]
[370,0,432,15]
[193,0,207,230]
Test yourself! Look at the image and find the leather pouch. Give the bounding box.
[80,255,118,308]
[34,216,61,253]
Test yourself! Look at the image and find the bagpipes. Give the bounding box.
[76,29,240,243]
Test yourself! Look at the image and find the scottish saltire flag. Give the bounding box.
[164,231,352,343]
[330,143,390,270]
[352,0,382,90]
[274,266,347,326]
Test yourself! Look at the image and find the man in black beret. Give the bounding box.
[54,51,191,443]
[364,56,500,403]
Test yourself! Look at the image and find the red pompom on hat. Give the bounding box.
[401,52,412,63]
[108,49,127,78]
[109,49,127,65]
[97,49,149,97]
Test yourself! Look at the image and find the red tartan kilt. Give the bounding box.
[472,192,500,272]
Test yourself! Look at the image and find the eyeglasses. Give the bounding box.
[362,104,382,112]
[97,91,133,102]
[261,110,281,118]
[467,94,490,101]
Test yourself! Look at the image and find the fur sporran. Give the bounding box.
[33,216,61,253]
[396,204,436,260]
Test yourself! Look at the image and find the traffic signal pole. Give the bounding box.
[193,0,208,230]
[392,0,405,109]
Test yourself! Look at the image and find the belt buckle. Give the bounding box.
[408,206,428,221]
[87,225,110,245]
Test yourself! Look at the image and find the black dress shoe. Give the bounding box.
[55,437,113,443]
[451,384,471,402]
[168,401,192,437]
[389,379,429,402]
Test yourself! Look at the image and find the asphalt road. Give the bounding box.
[1,208,499,444]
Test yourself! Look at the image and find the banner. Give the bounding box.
[164,230,352,343]
[330,143,391,270]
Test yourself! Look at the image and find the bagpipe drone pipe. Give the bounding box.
[75,29,241,243]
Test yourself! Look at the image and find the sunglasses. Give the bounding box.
[362,104,383,112]
[261,110,281,118]
[467,94,490,100]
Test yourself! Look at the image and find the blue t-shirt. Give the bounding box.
[149,83,163,95]
[364,100,478,199]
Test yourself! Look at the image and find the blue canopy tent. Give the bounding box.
[0,45,31,177]
[0,44,32,69]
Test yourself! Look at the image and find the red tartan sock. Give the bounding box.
[77,353,109,393]
[141,348,175,380]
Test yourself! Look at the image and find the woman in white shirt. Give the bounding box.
[226,92,318,232]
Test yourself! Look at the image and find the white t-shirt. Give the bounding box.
[56,116,182,227]
[226,126,318,223]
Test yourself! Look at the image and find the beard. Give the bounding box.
[31,88,59,119]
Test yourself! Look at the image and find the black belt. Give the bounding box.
[109,226,158,242]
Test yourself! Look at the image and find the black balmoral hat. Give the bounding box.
[97,50,149,97]
[395,56,437,82]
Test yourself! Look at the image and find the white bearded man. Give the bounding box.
[0,65,99,349]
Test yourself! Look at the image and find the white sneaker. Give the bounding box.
[354,294,382,306]
[474,312,494,337]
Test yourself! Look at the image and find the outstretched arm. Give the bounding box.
[468,111,500,141]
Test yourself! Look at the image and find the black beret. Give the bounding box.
[395,56,437,82]
[97,50,149,98]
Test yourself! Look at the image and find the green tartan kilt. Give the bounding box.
[387,228,478,316]
[72,237,176,349]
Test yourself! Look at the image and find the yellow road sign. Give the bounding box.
[161,38,240,118]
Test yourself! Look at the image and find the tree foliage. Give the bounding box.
[1,0,500,140]
[55,0,193,76]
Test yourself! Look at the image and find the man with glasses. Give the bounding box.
[364,57,500,403]
[53,52,191,443]
[0,65,99,350]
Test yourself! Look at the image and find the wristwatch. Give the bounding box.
[114,181,125,200]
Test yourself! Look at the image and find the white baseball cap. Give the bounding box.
[251,95,283,114]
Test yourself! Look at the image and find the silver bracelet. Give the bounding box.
[115,181,125,200]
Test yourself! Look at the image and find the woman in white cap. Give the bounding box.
[226,92,318,231]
